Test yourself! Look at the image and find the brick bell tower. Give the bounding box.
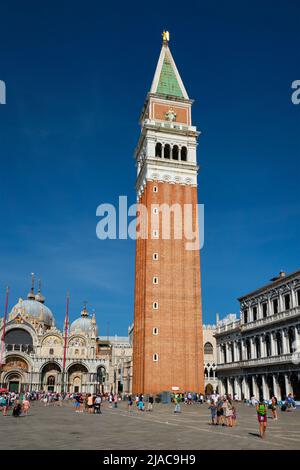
[132,32,204,395]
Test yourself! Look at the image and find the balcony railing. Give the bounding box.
[144,118,197,133]
[217,352,294,370]
[241,307,300,331]
[216,321,241,334]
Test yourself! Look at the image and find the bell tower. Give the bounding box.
[132,32,204,395]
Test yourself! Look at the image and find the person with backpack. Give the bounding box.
[174,394,181,413]
[256,400,268,438]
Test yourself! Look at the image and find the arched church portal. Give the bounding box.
[67,363,89,393]
[0,356,30,393]
[41,362,62,392]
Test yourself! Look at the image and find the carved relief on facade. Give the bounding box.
[3,357,29,372]
[42,335,63,346]
[69,336,86,347]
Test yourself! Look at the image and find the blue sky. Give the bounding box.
[0,0,299,333]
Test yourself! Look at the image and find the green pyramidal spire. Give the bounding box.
[150,33,189,99]
[156,55,184,97]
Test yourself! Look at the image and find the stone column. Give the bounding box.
[229,378,234,397]
[234,341,239,362]
[252,375,259,399]
[241,339,247,360]
[282,329,289,354]
[219,379,225,396]
[238,378,243,400]
[250,337,256,359]
[244,377,250,400]
[233,377,239,397]
[220,344,225,363]
[227,343,232,363]
[284,374,293,396]
[271,331,277,356]
[267,297,272,316]
[290,289,296,308]
[295,325,300,350]
[260,335,266,358]
[256,302,260,319]
[273,375,281,399]
[262,375,269,400]
[278,293,283,313]
[248,308,253,323]
[217,344,221,364]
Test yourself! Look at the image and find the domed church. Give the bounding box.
[0,277,132,395]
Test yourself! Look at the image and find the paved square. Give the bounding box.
[0,401,299,450]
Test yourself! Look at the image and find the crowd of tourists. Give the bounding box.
[0,391,31,417]
[1,387,297,440]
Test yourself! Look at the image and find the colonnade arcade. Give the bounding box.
[219,371,300,401]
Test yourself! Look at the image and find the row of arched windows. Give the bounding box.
[221,327,297,363]
[155,143,187,161]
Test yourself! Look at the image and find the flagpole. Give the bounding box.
[0,287,10,366]
[61,291,69,394]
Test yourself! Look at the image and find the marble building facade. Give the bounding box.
[215,270,300,400]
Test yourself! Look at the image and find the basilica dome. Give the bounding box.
[11,298,55,326]
[70,306,98,336]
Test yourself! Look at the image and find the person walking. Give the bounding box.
[22,397,30,416]
[147,395,154,412]
[127,395,133,412]
[12,400,22,417]
[2,394,9,416]
[94,394,102,414]
[216,397,225,425]
[223,398,233,427]
[271,396,278,420]
[138,395,144,411]
[87,394,94,414]
[113,393,118,408]
[174,394,181,413]
[208,400,217,425]
[256,400,268,438]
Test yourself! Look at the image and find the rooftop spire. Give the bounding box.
[150,32,189,99]
[81,301,88,317]
[35,279,45,304]
[27,272,35,300]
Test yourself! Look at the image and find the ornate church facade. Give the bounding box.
[0,281,132,394]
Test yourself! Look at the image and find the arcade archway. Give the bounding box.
[0,356,30,393]
[41,362,62,392]
[67,363,88,393]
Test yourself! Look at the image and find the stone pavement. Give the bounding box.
[0,400,299,450]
